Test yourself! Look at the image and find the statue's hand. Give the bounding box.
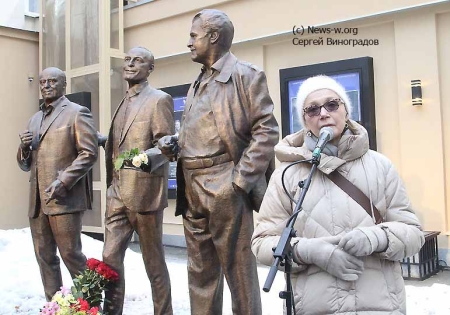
[157,135,178,161]
[97,131,107,148]
[44,179,68,204]
[19,130,33,151]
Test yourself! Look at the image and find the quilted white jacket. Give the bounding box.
[252,121,424,315]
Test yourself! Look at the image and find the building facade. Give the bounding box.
[0,0,39,229]
[3,0,450,262]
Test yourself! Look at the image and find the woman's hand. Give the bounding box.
[339,227,389,256]
[294,236,364,281]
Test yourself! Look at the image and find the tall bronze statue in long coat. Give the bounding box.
[17,67,98,301]
[101,46,174,315]
[159,9,279,315]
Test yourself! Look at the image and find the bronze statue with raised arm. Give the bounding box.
[17,67,98,301]
[101,46,174,315]
[159,9,279,315]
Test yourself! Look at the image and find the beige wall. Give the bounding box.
[124,0,449,57]
[0,27,39,229]
[124,0,450,249]
[437,11,450,253]
[394,11,444,231]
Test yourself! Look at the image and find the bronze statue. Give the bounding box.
[101,46,174,315]
[159,9,279,315]
[17,67,98,301]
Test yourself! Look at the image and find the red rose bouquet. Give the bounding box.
[39,258,118,314]
[73,258,119,307]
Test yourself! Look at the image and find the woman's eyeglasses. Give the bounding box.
[303,98,343,117]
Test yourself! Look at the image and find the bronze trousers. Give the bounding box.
[102,179,173,315]
[183,161,262,315]
[29,208,86,301]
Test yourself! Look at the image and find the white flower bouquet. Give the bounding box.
[114,148,150,171]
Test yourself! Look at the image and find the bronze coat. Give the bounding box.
[17,96,98,218]
[176,52,279,216]
[105,84,174,213]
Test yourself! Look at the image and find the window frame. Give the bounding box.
[279,56,377,150]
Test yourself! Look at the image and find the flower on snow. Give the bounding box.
[39,301,60,315]
[77,298,90,311]
[51,291,74,308]
[41,258,118,314]
[59,286,71,296]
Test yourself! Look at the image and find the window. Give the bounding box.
[25,0,39,17]
[279,57,377,150]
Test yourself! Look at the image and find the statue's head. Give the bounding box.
[123,46,155,84]
[187,9,234,65]
[39,67,66,104]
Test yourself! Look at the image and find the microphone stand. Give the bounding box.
[263,154,321,315]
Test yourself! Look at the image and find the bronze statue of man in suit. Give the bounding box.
[101,46,174,315]
[17,67,98,301]
[159,9,279,315]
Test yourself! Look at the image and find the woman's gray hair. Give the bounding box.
[296,75,352,127]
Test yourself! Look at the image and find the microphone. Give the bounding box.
[312,127,334,160]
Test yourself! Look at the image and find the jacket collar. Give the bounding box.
[213,52,237,83]
[275,120,370,174]
[127,81,148,98]
[38,96,69,141]
[120,83,151,145]
[39,95,66,114]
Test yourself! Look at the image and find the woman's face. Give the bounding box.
[303,89,348,144]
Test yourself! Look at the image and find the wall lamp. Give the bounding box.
[411,80,422,106]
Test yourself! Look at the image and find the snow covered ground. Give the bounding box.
[0,228,449,315]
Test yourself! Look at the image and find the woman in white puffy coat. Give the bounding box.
[251,75,424,315]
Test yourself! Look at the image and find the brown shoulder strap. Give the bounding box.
[326,171,383,224]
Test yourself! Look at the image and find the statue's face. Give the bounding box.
[123,48,153,83]
[187,18,211,64]
[39,68,66,103]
